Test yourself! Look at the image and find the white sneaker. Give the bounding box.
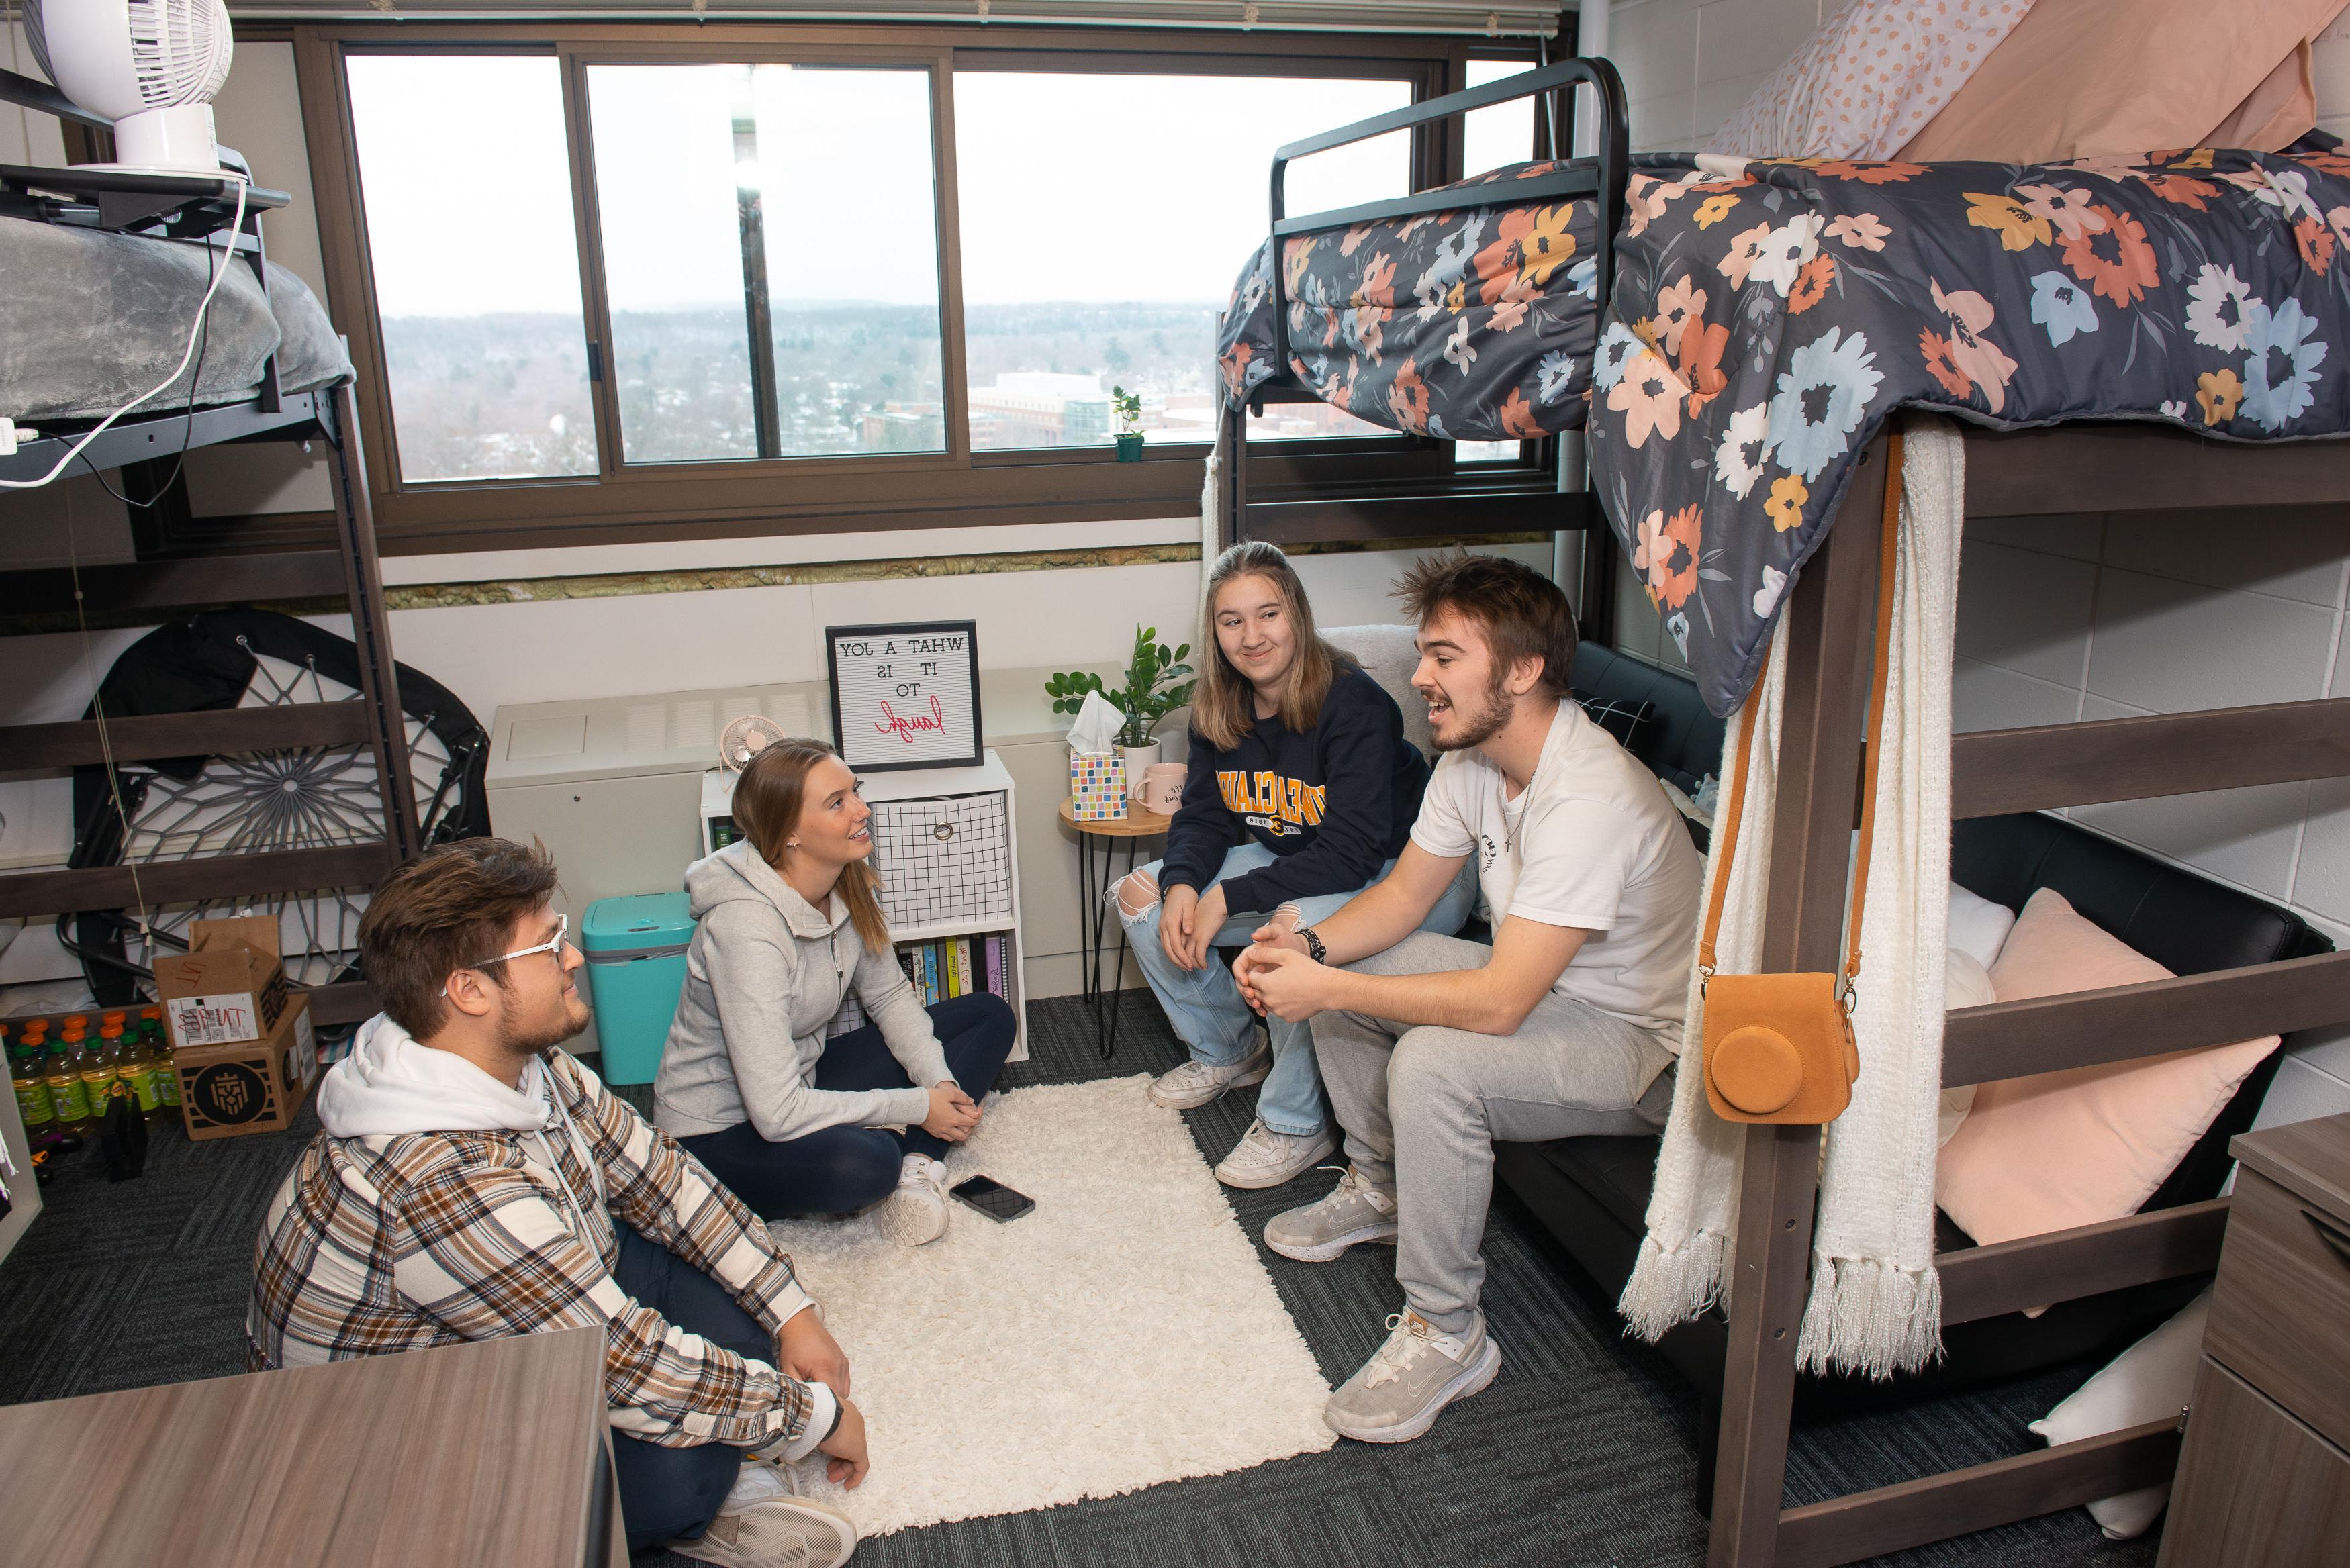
[875,1153,949,1246]
[1263,1166,1399,1263]
[1322,1310,1503,1445]
[1147,1044,1271,1110]
[1214,1118,1336,1189]
[671,1459,859,1567]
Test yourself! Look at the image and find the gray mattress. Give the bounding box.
[0,215,351,424]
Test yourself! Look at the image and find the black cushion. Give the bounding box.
[1570,691,1656,754]
[1570,642,1726,798]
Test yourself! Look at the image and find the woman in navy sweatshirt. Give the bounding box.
[1116,542,1475,1189]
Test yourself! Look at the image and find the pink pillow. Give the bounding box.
[1934,889,2279,1248]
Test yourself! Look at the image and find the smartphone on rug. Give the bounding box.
[950,1174,1035,1222]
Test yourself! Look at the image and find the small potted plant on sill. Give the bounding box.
[1047,623,1194,785]
[1111,385,1145,462]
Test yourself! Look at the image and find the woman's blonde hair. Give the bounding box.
[731,738,890,954]
[1190,542,1351,752]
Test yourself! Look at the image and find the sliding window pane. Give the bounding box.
[587,63,943,463]
[954,72,1411,449]
[345,54,596,483]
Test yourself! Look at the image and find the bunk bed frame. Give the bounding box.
[1218,59,2350,1566]
[1216,54,1626,625]
[0,173,414,1031]
[1708,424,2350,1567]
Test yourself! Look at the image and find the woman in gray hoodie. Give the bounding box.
[655,738,1017,1246]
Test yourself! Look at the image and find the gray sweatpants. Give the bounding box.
[1311,931,1679,1336]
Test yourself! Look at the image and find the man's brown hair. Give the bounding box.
[357,838,561,1037]
[1393,552,1578,697]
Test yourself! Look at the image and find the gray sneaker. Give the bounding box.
[1263,1166,1399,1262]
[1323,1310,1502,1444]
[1215,1118,1336,1189]
[672,1459,859,1567]
[1148,1044,1270,1110]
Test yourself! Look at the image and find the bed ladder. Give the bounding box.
[1707,429,2350,1567]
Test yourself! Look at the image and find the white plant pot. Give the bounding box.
[1119,741,1160,805]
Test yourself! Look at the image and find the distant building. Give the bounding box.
[859,401,945,452]
[968,371,1112,447]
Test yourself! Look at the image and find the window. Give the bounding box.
[303,26,1556,546]
[585,63,945,463]
[953,70,1411,450]
[345,54,596,483]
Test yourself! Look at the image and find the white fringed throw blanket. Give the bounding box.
[1621,418,1965,1377]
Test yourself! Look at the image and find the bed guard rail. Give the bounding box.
[1265,56,1630,389]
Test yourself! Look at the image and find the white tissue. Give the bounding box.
[1068,690,1125,756]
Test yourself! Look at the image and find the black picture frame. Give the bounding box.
[825,620,985,773]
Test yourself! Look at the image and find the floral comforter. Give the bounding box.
[1221,142,2350,716]
[1590,141,2350,716]
[1216,159,1604,440]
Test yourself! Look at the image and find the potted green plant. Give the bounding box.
[1047,624,1195,785]
[1111,385,1145,462]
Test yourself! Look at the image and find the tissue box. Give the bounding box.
[1070,752,1127,821]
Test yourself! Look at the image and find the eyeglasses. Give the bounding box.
[473,912,568,969]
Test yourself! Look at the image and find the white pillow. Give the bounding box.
[1938,948,1995,1146]
[2028,1289,2213,1539]
[1947,882,2018,971]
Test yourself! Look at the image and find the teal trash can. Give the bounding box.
[581,893,696,1085]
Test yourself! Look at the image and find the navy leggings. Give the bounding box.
[682,991,1018,1220]
[608,1218,769,1551]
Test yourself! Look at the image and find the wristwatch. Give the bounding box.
[1297,925,1327,964]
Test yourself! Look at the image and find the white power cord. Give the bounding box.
[0,174,249,491]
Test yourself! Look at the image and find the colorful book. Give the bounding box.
[954,938,973,997]
[984,935,1001,997]
[944,939,961,999]
[922,944,940,1005]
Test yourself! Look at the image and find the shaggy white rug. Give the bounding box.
[765,1074,1336,1536]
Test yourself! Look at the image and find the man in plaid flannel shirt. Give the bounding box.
[246,838,864,1567]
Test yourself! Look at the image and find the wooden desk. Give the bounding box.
[0,1327,624,1567]
[2161,1112,2350,1565]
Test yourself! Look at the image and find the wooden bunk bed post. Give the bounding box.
[1707,438,1888,1568]
[323,380,422,864]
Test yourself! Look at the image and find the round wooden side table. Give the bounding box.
[1058,797,1172,1059]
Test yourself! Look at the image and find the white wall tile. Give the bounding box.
[2088,569,2336,713]
[1695,0,1820,85]
[1952,657,2081,733]
[1609,0,1701,108]
[1630,91,1697,152]
[1962,511,2104,564]
[2073,779,2310,902]
[2100,506,2350,608]
[2293,778,2350,926]
[1953,540,2095,687]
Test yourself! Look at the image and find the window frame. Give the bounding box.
[289,20,1552,556]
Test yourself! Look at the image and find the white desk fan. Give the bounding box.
[23,0,235,175]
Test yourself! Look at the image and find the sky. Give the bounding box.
[344,54,1537,320]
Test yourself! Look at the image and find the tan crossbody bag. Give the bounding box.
[1699,433,1902,1126]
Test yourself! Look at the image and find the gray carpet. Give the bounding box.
[0,993,2164,1567]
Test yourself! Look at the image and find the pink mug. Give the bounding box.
[1139,763,1186,814]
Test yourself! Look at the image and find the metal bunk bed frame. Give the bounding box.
[0,173,416,1031]
[1215,55,2350,1567]
[1216,55,1627,613]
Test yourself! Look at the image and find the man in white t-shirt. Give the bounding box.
[1235,553,1702,1446]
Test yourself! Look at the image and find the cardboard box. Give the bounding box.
[154,915,290,1050]
[175,991,316,1141]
